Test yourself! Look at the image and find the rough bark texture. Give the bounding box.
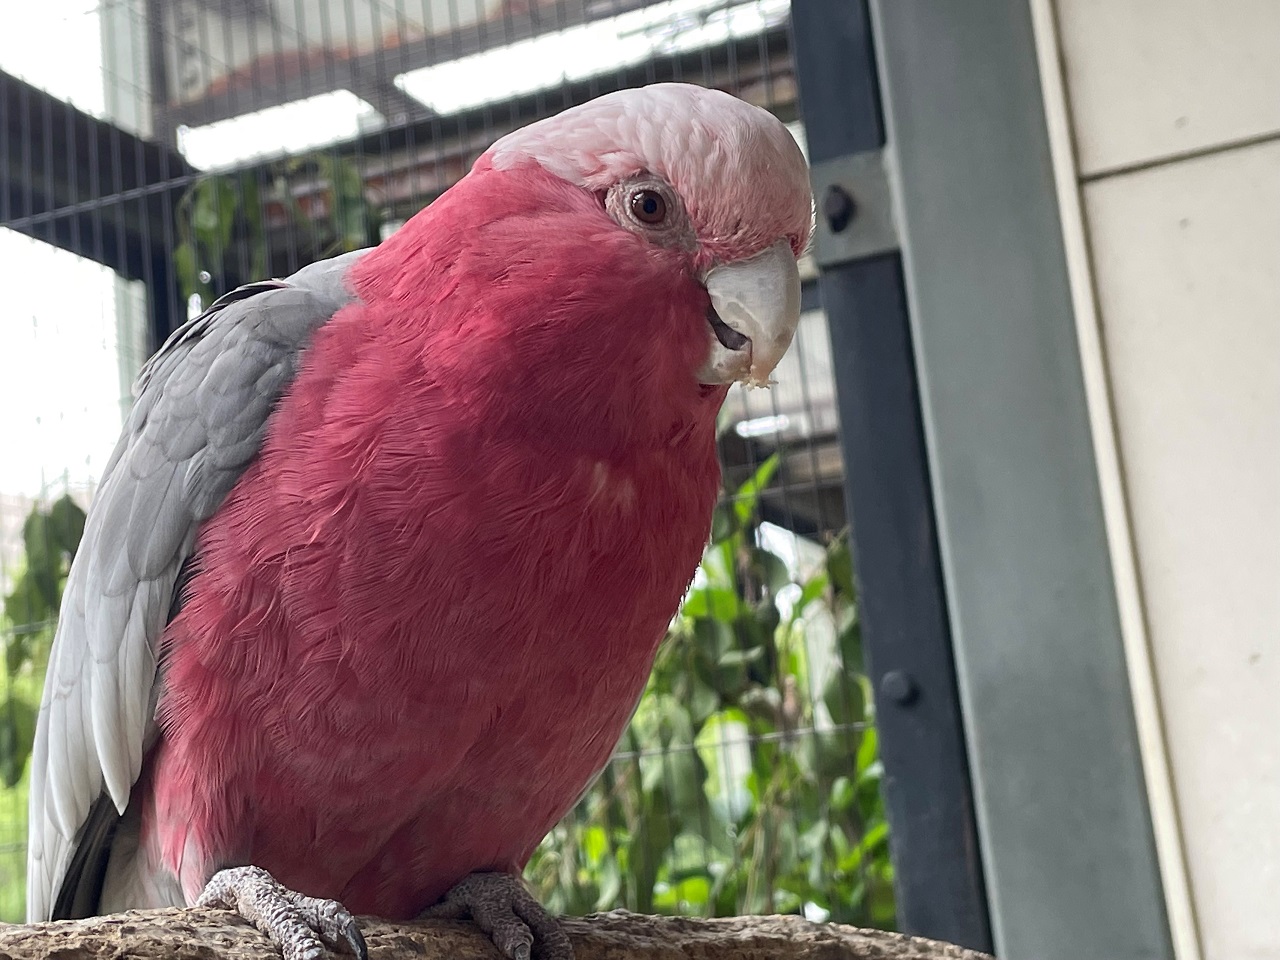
[0,908,992,960]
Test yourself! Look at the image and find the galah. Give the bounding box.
[27,82,813,960]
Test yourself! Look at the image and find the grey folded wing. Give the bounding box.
[26,249,367,921]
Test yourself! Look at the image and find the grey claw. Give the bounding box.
[343,921,369,960]
[198,865,366,960]
[419,872,572,960]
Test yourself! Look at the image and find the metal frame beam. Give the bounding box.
[865,2,1173,957]
[0,68,191,347]
[789,1,992,951]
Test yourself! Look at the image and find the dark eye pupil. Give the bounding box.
[631,190,667,224]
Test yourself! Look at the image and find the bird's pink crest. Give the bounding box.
[484,83,813,265]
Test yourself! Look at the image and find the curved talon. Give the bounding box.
[420,871,573,960]
[338,918,368,960]
[198,865,368,960]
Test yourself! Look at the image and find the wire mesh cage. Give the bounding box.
[0,0,891,929]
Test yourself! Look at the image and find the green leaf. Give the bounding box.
[830,775,855,812]
[824,669,867,728]
[738,685,782,726]
[594,859,623,912]
[700,539,737,592]
[330,157,374,251]
[581,825,609,863]
[629,695,699,811]
[173,240,200,303]
[667,833,721,878]
[849,819,890,870]
[827,533,857,599]
[5,632,30,676]
[791,570,829,619]
[732,454,780,526]
[190,181,220,234]
[753,548,793,594]
[0,694,37,787]
[630,790,678,914]
[235,172,268,280]
[855,725,880,778]
[681,587,739,621]
[4,572,49,629]
[709,503,734,544]
[218,181,240,251]
[690,618,749,698]
[715,646,764,669]
[653,872,712,913]
[48,495,86,556]
[190,177,238,255]
[22,512,55,583]
[686,675,721,726]
[695,708,753,822]
[837,615,864,674]
[690,616,734,662]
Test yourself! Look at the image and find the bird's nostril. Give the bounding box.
[708,306,749,351]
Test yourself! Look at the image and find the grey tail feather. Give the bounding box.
[52,553,197,919]
[52,792,120,919]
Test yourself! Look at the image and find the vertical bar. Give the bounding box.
[788,1,992,951]
[145,0,173,143]
[865,2,1173,959]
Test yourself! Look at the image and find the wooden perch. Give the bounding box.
[0,908,993,960]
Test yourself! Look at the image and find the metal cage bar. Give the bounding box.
[788,1,992,951]
[829,1,1174,957]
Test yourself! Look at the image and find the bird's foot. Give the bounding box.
[197,865,368,960]
[419,871,574,960]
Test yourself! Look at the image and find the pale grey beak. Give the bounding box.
[697,239,802,387]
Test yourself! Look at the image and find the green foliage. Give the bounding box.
[525,459,896,928]
[2,496,85,788]
[0,496,87,921]
[174,171,266,307]
[174,153,378,305]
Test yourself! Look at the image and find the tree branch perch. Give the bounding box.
[0,908,993,960]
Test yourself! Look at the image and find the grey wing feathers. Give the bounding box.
[26,249,367,921]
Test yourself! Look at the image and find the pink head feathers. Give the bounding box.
[486,83,814,267]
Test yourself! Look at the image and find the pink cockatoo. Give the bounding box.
[27,82,813,960]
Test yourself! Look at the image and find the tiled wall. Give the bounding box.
[1052,2,1280,956]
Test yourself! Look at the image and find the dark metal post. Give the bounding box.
[0,71,190,349]
[788,2,992,951]
[858,4,1174,958]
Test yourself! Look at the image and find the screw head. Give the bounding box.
[822,184,856,234]
[880,670,918,706]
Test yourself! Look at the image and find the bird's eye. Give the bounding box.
[630,189,667,225]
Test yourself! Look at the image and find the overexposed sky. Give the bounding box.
[0,0,120,497]
[0,233,140,495]
[0,0,104,117]
[396,0,789,115]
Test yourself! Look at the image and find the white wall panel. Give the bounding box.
[1055,0,1280,176]
[1083,139,1280,960]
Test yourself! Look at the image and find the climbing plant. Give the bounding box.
[0,495,85,789]
[174,152,378,307]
